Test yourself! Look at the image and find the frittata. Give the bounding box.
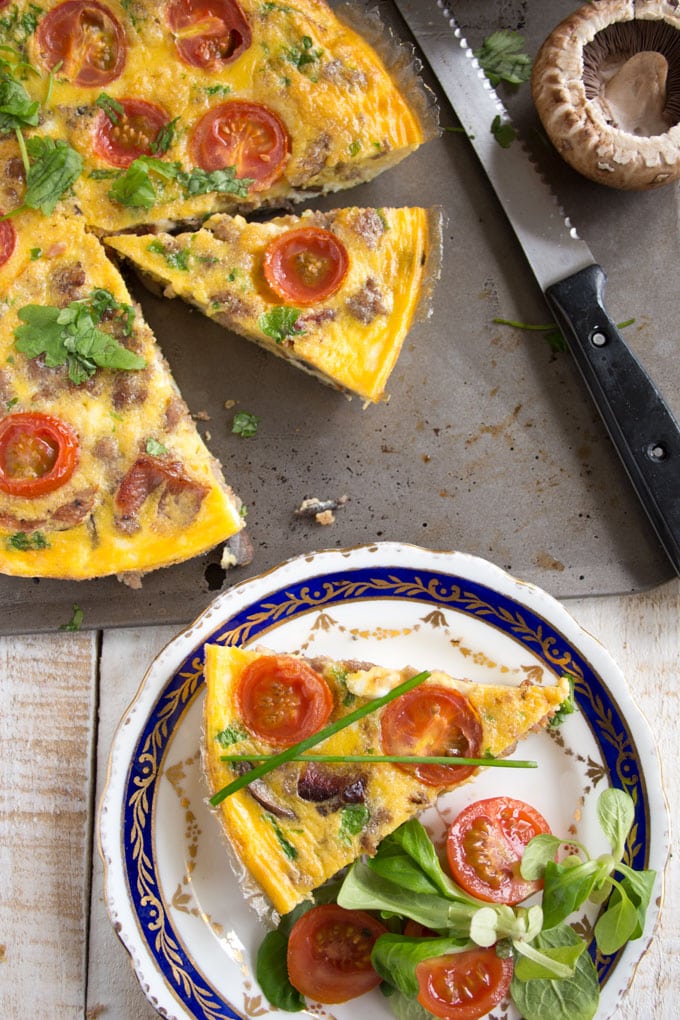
[203,645,571,916]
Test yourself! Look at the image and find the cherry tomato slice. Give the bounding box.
[0,215,16,268]
[35,1,127,87]
[380,685,483,787]
[237,654,333,747]
[93,98,170,167]
[446,797,551,905]
[287,904,387,1004]
[166,0,251,69]
[0,413,79,497]
[263,227,349,305]
[416,948,513,1020]
[189,100,290,190]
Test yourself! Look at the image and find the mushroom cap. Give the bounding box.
[532,0,680,189]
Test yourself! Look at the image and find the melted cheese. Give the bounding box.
[106,206,437,402]
[203,645,571,915]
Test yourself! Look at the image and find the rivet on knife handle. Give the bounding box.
[546,266,680,574]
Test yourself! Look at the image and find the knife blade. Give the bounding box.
[394,0,680,576]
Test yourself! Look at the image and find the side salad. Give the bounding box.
[256,788,655,1020]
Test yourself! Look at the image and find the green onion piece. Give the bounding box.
[209,669,432,806]
[220,753,537,768]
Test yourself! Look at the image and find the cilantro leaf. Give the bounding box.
[259,307,305,344]
[108,161,157,209]
[0,69,39,133]
[178,165,252,198]
[23,136,83,214]
[88,287,135,335]
[475,30,532,87]
[14,298,146,385]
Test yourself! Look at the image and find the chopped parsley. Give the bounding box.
[146,238,191,270]
[474,30,532,87]
[232,411,260,438]
[6,530,49,551]
[284,34,322,75]
[215,722,249,747]
[339,803,370,843]
[14,290,145,385]
[0,4,42,51]
[550,675,577,728]
[348,139,361,157]
[204,83,232,96]
[60,604,84,632]
[145,437,168,457]
[29,246,41,260]
[259,306,305,345]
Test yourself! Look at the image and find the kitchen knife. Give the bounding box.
[393,0,680,576]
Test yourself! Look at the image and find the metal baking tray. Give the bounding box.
[2,0,678,634]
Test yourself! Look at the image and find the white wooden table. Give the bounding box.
[1,577,678,1019]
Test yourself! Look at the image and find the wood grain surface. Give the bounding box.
[0,580,678,1018]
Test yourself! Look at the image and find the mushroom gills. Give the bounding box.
[595,50,671,136]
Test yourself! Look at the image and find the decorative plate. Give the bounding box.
[99,543,669,1020]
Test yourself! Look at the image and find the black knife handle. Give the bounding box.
[546,264,680,576]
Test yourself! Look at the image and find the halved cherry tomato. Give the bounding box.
[446,797,551,905]
[0,216,16,268]
[416,948,513,1020]
[189,100,290,190]
[237,654,333,747]
[263,227,349,305]
[35,1,127,87]
[287,904,387,1004]
[380,685,483,787]
[166,0,251,69]
[0,412,79,497]
[93,98,170,167]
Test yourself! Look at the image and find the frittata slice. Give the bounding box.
[203,645,571,916]
[0,214,245,580]
[106,206,439,402]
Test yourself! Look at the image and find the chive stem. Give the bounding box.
[209,669,432,806]
[220,753,537,768]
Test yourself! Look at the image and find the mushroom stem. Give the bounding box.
[597,50,671,136]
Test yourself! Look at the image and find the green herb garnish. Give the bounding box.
[150,116,180,155]
[339,804,370,843]
[220,753,536,768]
[491,114,516,148]
[146,238,191,270]
[215,722,249,747]
[95,91,124,124]
[474,30,532,87]
[209,670,432,806]
[259,306,305,344]
[20,135,82,215]
[6,530,49,551]
[0,63,39,133]
[14,293,145,385]
[145,438,168,457]
[60,604,84,632]
[231,411,260,438]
